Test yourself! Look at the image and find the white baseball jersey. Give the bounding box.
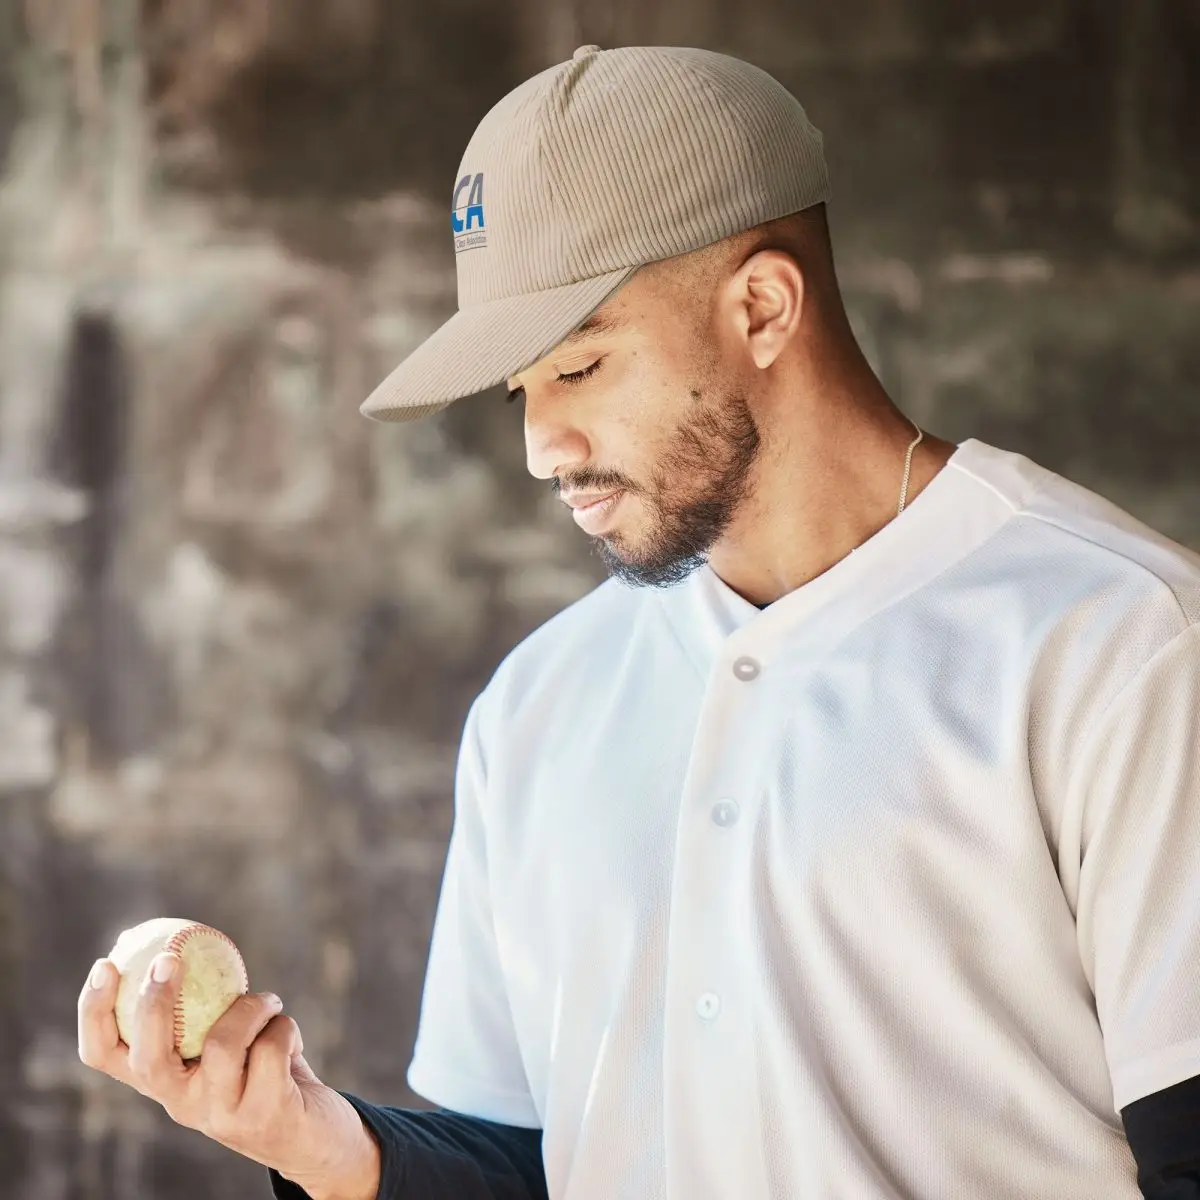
[406,437,1200,1199]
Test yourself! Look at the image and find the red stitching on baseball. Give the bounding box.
[162,923,248,1058]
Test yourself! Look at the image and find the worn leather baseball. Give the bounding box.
[109,917,250,1061]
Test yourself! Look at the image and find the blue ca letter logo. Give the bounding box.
[451,174,486,234]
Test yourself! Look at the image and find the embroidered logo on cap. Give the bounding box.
[452,173,487,253]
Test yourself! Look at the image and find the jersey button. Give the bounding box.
[696,992,721,1020]
[711,799,740,827]
[732,655,760,681]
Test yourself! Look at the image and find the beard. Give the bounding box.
[587,386,761,589]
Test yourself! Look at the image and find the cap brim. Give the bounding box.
[360,264,639,423]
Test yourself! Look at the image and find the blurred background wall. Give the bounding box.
[0,0,1196,1195]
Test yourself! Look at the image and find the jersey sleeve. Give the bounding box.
[269,1094,547,1200]
[406,688,541,1128]
[1071,622,1200,1115]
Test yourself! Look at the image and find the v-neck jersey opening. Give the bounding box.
[657,438,1015,673]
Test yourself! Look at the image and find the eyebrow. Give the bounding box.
[557,310,624,349]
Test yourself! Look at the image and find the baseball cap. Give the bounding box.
[360,44,830,423]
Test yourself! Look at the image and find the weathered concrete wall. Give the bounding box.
[1,1,1197,1195]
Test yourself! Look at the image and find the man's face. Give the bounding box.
[507,273,762,588]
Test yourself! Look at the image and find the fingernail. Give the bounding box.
[89,960,109,989]
[265,993,282,1010]
[151,954,178,983]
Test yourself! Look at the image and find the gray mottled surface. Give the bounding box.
[1,1,1197,1196]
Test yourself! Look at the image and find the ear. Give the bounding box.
[728,249,805,371]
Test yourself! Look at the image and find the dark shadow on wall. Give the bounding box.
[46,309,177,768]
[142,0,526,203]
[0,0,22,173]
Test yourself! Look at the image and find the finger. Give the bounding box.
[126,953,188,1098]
[78,959,129,1078]
[200,992,284,1107]
[240,1014,304,1115]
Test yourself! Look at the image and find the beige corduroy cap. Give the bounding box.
[360,44,830,423]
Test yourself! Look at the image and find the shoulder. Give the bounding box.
[955,439,1200,640]
[955,441,1200,775]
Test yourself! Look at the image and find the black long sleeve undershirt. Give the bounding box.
[268,1075,1200,1199]
[268,1092,546,1200]
[1123,1073,1200,1199]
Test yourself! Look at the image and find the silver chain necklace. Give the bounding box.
[897,415,924,516]
[848,416,924,559]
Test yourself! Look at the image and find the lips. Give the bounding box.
[571,489,624,533]
[564,490,620,510]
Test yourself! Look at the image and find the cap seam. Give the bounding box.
[464,260,636,307]
[530,62,578,284]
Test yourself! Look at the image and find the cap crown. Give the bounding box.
[451,45,830,308]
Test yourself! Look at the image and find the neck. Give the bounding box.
[706,380,958,608]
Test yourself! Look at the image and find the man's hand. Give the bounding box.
[78,953,381,1200]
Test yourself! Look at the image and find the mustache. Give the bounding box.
[554,476,632,495]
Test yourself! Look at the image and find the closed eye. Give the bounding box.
[557,359,603,385]
[506,359,604,404]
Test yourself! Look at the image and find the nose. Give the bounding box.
[524,397,590,481]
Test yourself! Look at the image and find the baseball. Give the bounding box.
[109,917,250,1061]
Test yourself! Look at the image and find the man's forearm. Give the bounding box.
[269,1093,547,1200]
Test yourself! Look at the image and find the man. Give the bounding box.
[79,44,1200,1200]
